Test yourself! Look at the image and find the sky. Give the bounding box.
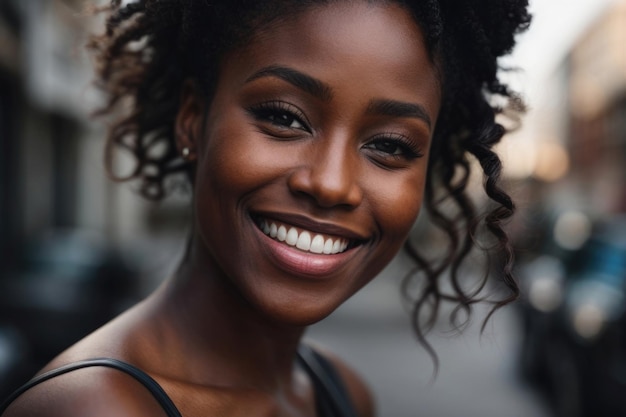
[509,0,619,94]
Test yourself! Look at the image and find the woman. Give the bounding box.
[1,0,530,416]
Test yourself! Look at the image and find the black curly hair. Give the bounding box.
[89,0,531,366]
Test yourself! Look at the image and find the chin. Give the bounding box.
[248,290,346,328]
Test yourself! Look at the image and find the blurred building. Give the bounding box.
[567,0,626,214]
[1,0,101,275]
[0,0,190,284]
[507,0,626,242]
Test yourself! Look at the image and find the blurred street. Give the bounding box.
[308,256,552,417]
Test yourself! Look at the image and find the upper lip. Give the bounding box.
[251,211,370,241]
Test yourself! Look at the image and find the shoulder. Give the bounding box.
[309,345,376,417]
[2,362,170,417]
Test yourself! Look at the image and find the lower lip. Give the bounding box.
[253,223,356,279]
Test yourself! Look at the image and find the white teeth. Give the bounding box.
[323,238,334,254]
[286,227,298,246]
[310,235,325,254]
[258,218,353,255]
[296,231,311,250]
[277,225,287,241]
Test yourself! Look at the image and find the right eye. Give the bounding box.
[247,101,311,134]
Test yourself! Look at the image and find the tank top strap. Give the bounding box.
[0,358,182,417]
[3,349,358,417]
[297,345,359,417]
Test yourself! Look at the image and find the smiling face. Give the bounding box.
[182,1,441,325]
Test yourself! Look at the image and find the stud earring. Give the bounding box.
[182,147,191,158]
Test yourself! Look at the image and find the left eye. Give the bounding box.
[363,137,422,159]
[369,139,405,155]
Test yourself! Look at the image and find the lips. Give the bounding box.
[256,217,350,254]
[250,212,369,277]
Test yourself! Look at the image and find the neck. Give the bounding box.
[146,242,307,391]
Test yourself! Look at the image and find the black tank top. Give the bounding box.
[0,345,358,417]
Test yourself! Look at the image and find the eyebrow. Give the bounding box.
[366,99,432,128]
[246,65,432,128]
[245,65,333,102]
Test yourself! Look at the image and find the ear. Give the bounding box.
[175,80,205,161]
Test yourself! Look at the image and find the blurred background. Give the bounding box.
[0,0,624,416]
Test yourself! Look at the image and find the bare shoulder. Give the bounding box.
[2,363,170,417]
[309,345,376,417]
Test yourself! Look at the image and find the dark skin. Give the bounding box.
[5,2,441,416]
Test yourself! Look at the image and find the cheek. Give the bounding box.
[370,169,425,241]
[348,171,425,292]
[192,117,259,252]
[197,118,278,195]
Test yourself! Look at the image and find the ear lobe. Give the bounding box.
[175,81,204,161]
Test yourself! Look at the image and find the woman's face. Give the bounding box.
[187,1,441,325]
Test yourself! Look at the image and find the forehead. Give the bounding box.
[217,1,441,117]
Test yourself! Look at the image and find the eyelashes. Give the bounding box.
[363,134,424,160]
[246,100,424,162]
[246,101,311,133]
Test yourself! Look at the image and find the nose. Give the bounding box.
[287,139,363,209]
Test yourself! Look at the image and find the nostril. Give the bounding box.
[287,165,362,208]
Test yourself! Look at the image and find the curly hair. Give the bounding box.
[88,0,531,365]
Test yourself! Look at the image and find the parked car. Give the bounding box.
[517,215,626,417]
